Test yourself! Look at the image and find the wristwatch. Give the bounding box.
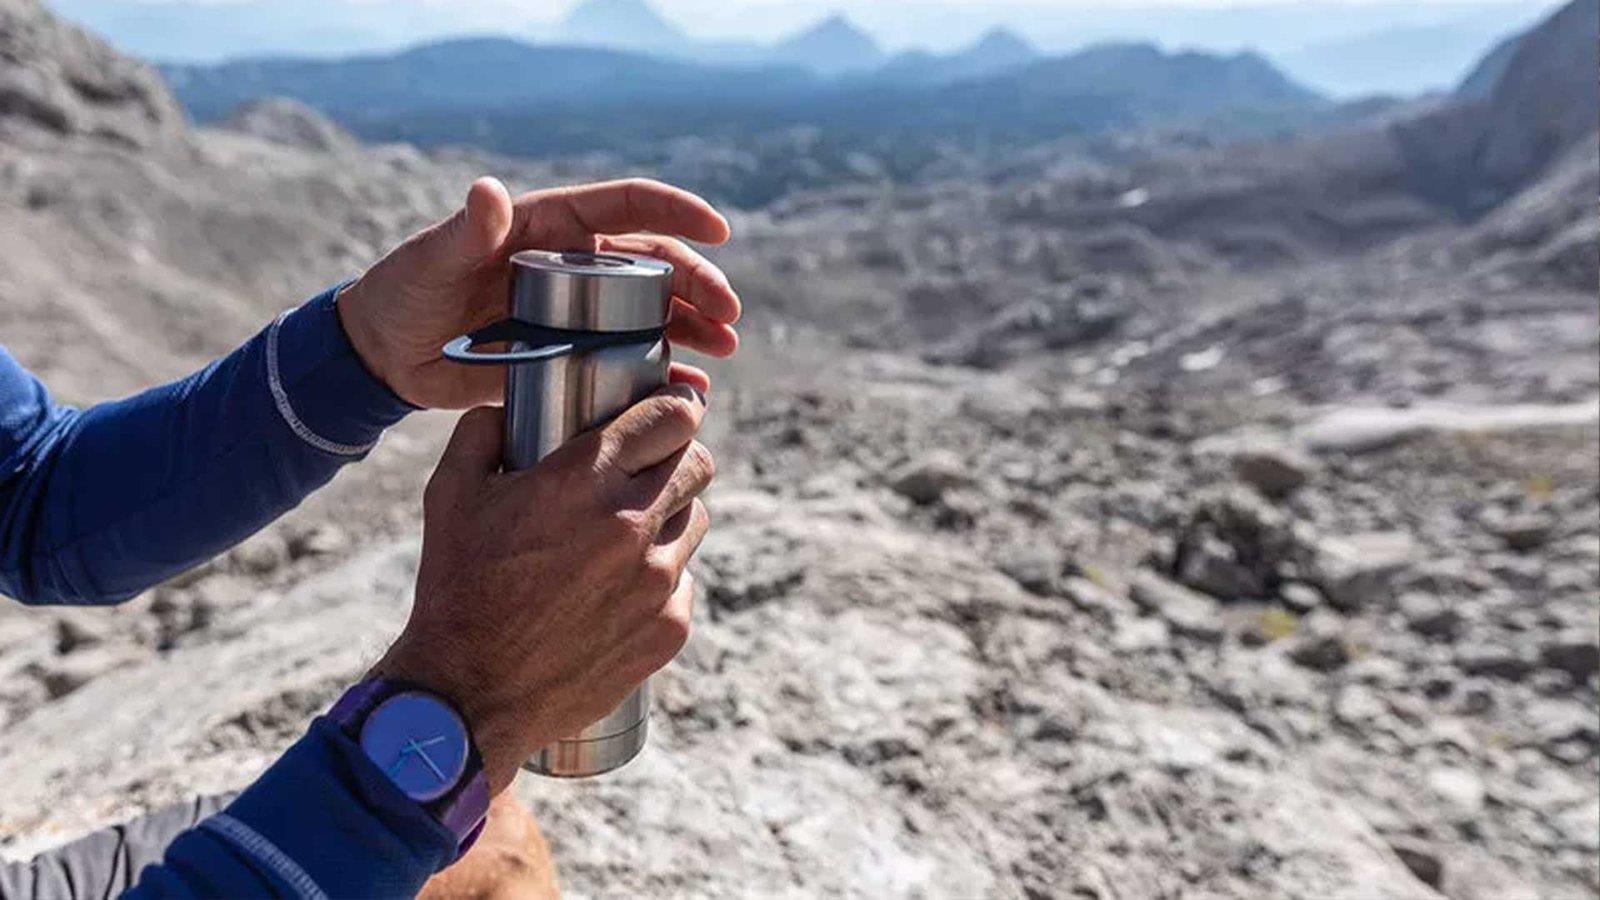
[329,679,491,858]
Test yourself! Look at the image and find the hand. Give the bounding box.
[419,792,558,900]
[372,385,714,791]
[337,177,742,409]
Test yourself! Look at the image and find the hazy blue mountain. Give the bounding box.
[1455,29,1523,99]
[959,28,1037,73]
[1279,21,1531,97]
[161,37,816,120]
[551,0,685,54]
[772,14,884,76]
[54,0,1561,78]
[876,27,1037,85]
[1008,43,1322,114]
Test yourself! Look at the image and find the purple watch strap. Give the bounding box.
[329,678,491,858]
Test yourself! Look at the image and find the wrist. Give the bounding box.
[335,281,402,405]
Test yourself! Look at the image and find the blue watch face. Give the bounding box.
[359,692,470,803]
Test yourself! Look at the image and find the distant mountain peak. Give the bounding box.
[554,0,686,49]
[958,26,1037,68]
[775,13,884,76]
[969,27,1035,57]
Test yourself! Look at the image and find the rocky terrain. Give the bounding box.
[1,0,1596,898]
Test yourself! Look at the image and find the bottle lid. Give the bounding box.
[510,250,673,333]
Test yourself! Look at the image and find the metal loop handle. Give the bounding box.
[443,320,667,367]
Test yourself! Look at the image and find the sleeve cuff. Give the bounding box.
[214,717,456,899]
[267,283,417,457]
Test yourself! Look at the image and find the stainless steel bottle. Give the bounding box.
[444,249,673,778]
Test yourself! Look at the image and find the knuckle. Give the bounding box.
[609,508,655,546]
[685,441,717,484]
[649,608,692,660]
[655,395,700,435]
[640,558,680,595]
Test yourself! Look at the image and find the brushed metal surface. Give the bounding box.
[509,250,673,333]
[503,251,673,779]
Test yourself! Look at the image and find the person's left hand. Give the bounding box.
[337,177,741,410]
[418,792,559,900]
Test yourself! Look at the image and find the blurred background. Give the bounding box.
[0,0,1595,897]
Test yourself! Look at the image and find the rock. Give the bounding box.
[1174,533,1260,599]
[994,544,1064,596]
[1427,765,1486,814]
[1333,684,1389,730]
[231,531,290,575]
[1309,531,1421,611]
[1396,592,1463,641]
[887,450,974,505]
[29,645,142,699]
[224,97,360,154]
[1286,630,1350,672]
[1287,610,1352,672]
[1451,678,1498,716]
[1129,570,1224,643]
[1539,633,1600,681]
[1231,445,1316,498]
[1278,581,1324,613]
[1454,643,1534,681]
[288,524,350,560]
[1440,852,1543,900]
[1063,576,1137,621]
[1483,511,1556,552]
[53,614,111,653]
[1387,839,1445,890]
[1527,700,1598,760]
[1113,616,1171,653]
[1169,488,1293,600]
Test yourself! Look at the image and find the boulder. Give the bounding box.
[1130,570,1224,643]
[887,450,974,505]
[1231,444,1317,498]
[1309,531,1421,611]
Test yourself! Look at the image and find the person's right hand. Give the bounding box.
[372,385,714,792]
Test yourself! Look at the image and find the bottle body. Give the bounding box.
[505,334,670,779]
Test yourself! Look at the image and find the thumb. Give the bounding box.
[429,177,514,269]
[426,407,505,503]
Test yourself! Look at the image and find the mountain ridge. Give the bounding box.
[772,13,884,76]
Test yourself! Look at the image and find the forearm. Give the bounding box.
[125,718,455,899]
[0,285,413,606]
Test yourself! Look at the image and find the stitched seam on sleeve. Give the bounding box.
[200,814,330,900]
[266,312,379,458]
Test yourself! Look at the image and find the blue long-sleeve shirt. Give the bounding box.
[1,285,456,898]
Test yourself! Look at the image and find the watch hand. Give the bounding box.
[407,738,450,782]
[416,736,448,750]
[388,746,414,777]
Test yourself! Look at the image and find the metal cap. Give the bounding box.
[509,250,673,333]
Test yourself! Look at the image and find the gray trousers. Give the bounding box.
[0,794,236,900]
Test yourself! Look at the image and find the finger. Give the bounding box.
[597,234,741,324]
[667,303,740,358]
[598,384,706,476]
[668,362,711,395]
[657,499,712,571]
[427,407,504,501]
[459,177,514,264]
[628,441,715,529]
[514,179,730,249]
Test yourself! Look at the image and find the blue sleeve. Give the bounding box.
[125,718,456,899]
[0,283,415,606]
